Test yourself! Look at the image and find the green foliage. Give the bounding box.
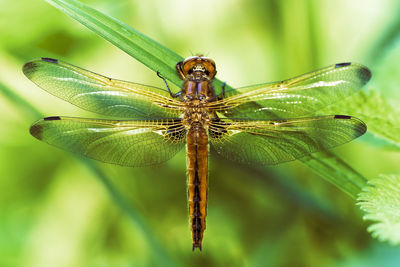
[2,0,400,266]
[45,0,400,256]
[358,174,400,245]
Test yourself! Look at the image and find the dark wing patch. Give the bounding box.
[41,57,58,63]
[44,116,61,121]
[334,115,352,119]
[22,62,37,75]
[30,124,43,140]
[358,67,372,82]
[335,62,351,68]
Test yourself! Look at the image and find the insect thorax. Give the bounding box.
[182,98,211,128]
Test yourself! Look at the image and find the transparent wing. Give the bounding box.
[209,63,371,119]
[30,116,186,166]
[23,58,184,118]
[209,115,366,165]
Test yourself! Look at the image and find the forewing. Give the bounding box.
[209,63,371,119]
[209,115,366,165]
[23,58,183,118]
[30,116,186,167]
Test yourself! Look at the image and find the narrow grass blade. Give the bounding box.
[83,159,178,266]
[300,150,367,198]
[0,81,42,118]
[45,0,183,87]
[45,0,231,92]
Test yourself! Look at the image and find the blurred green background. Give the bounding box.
[1,0,400,266]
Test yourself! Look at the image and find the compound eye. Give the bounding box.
[182,61,196,76]
[201,59,216,77]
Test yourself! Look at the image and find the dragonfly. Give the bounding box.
[24,56,370,250]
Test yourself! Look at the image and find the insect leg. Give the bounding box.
[157,71,183,100]
[221,81,226,98]
[207,82,227,102]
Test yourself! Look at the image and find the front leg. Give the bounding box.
[156,71,183,100]
[207,82,226,102]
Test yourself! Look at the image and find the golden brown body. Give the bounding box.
[177,56,217,250]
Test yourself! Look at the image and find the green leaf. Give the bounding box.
[358,174,400,245]
[323,90,400,148]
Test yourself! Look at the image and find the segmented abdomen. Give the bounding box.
[186,126,208,251]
